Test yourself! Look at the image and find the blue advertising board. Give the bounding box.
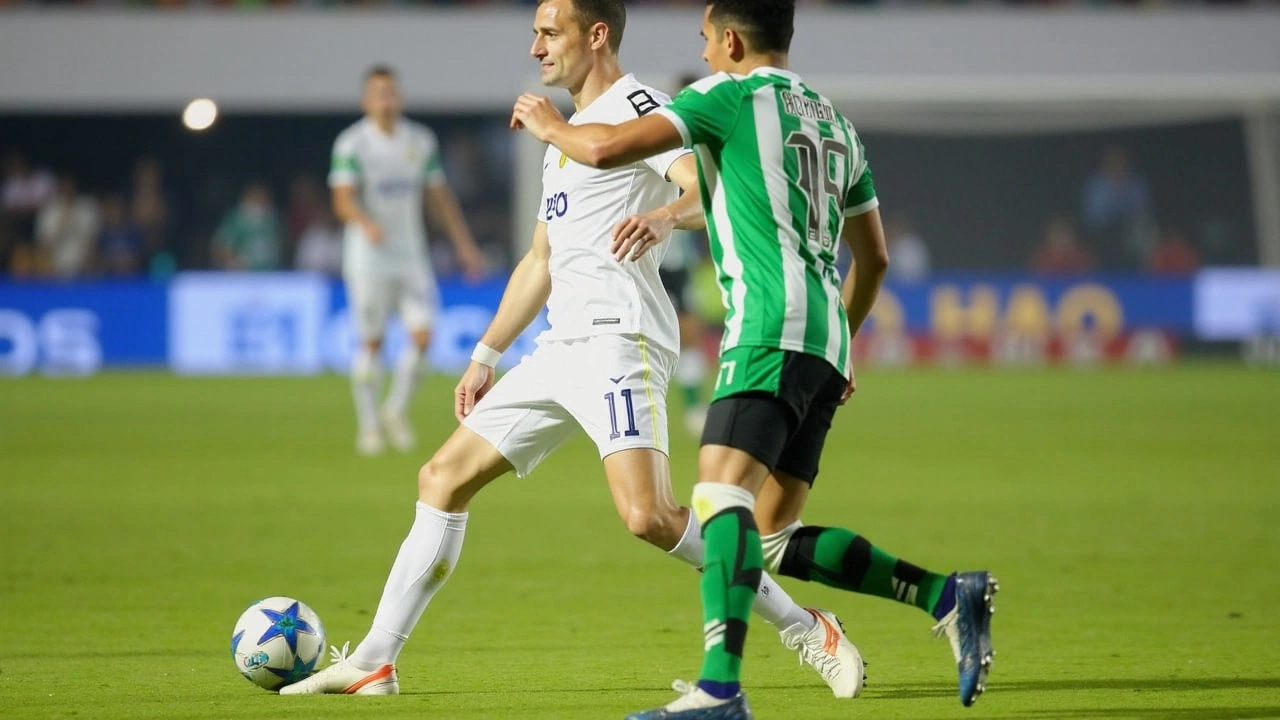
[0,271,1211,376]
[874,274,1194,338]
[0,281,167,375]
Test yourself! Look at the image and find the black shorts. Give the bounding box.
[659,268,691,315]
[701,349,846,485]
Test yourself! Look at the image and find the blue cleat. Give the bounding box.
[932,571,999,707]
[625,681,753,720]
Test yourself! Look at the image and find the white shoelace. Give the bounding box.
[670,679,696,695]
[931,610,963,662]
[782,624,842,678]
[794,643,841,677]
[327,641,353,666]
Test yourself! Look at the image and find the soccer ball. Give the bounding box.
[230,596,326,691]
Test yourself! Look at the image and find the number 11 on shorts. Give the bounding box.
[604,390,641,440]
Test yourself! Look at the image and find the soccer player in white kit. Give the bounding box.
[281,0,863,701]
[330,66,487,456]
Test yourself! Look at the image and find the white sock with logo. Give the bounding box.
[350,502,468,670]
[668,511,814,632]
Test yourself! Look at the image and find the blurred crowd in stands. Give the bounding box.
[1,138,1206,283]
[0,112,515,281]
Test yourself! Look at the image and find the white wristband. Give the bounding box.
[470,342,502,368]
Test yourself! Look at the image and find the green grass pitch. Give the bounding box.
[2,365,1279,719]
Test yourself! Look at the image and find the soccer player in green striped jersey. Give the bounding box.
[514,2,997,717]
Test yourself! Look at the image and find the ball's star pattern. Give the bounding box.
[267,652,320,685]
[256,601,316,653]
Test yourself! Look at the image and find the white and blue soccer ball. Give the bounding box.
[230,596,326,691]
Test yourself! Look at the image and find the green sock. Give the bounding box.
[777,525,949,616]
[698,507,762,695]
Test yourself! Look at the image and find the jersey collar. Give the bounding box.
[749,66,801,83]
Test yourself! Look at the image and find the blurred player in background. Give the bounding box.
[660,72,713,437]
[330,65,487,456]
[283,0,865,700]
[513,1,998,718]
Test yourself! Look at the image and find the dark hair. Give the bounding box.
[364,64,397,83]
[707,0,795,54]
[543,0,626,54]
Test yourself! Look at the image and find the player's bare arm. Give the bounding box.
[424,183,486,280]
[512,93,684,170]
[332,184,384,245]
[838,207,890,402]
[455,221,553,421]
[611,154,705,262]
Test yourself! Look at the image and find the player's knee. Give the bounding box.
[621,505,681,548]
[621,506,660,541]
[417,454,466,507]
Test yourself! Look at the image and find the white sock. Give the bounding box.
[385,346,427,416]
[668,511,814,632]
[351,346,383,433]
[350,502,468,669]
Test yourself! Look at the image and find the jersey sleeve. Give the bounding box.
[329,132,360,188]
[652,74,742,149]
[420,128,447,187]
[844,135,879,217]
[644,146,693,182]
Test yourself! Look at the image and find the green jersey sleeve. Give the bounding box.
[421,128,447,186]
[654,73,743,149]
[844,137,879,217]
[329,133,361,188]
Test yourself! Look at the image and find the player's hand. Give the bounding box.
[840,359,857,405]
[457,243,487,283]
[455,361,496,422]
[611,210,676,262]
[511,94,565,143]
[361,219,385,245]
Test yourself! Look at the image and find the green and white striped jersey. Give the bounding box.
[655,67,878,376]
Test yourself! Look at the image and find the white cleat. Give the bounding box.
[356,427,386,457]
[780,608,866,698]
[623,679,750,719]
[279,643,399,695]
[380,409,416,452]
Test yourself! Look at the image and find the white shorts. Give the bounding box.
[463,334,676,477]
[345,268,440,342]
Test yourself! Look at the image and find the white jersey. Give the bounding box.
[537,74,691,355]
[329,117,445,277]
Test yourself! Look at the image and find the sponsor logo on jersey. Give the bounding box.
[544,191,569,220]
[376,178,417,196]
[559,152,568,169]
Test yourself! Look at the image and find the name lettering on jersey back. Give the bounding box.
[781,92,836,124]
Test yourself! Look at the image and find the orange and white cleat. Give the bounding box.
[278,642,399,695]
[780,608,866,698]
